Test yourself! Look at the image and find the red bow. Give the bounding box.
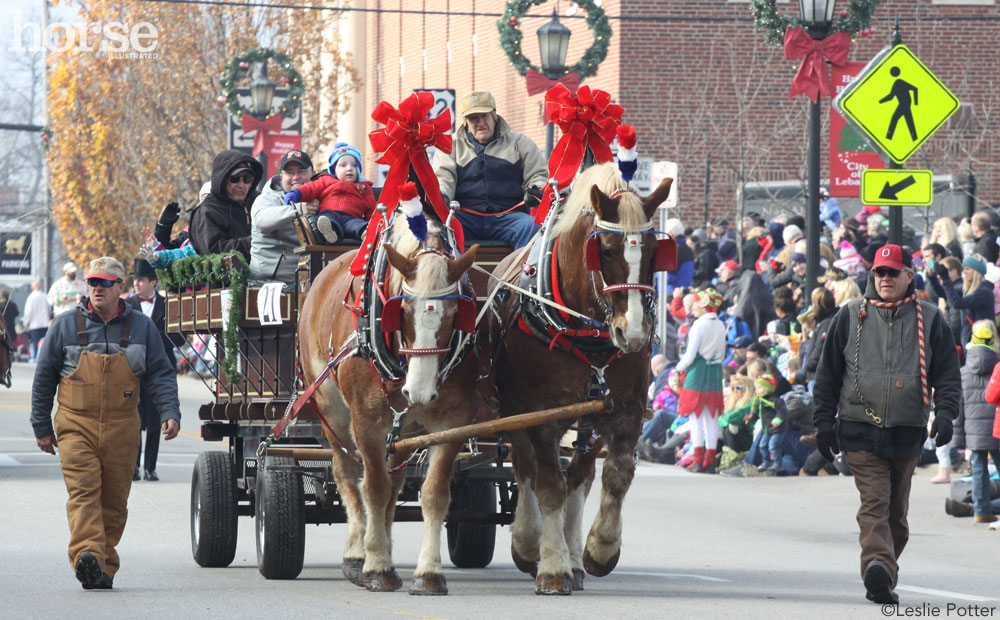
[139,297,155,303]
[535,84,624,223]
[240,113,283,156]
[351,92,461,276]
[784,27,851,104]
[525,70,581,97]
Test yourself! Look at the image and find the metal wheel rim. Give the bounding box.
[192,478,201,545]
[257,487,266,558]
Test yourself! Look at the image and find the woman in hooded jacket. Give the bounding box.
[928,254,995,347]
[956,321,1000,522]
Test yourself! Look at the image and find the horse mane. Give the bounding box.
[551,162,648,238]
[386,215,447,295]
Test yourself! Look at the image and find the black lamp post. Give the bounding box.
[799,0,836,301]
[537,11,571,158]
[249,63,276,188]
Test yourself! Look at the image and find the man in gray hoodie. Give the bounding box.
[249,149,320,285]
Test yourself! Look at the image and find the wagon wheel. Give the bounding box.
[446,478,497,568]
[191,451,238,567]
[255,456,306,579]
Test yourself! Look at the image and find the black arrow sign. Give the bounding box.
[879,175,917,201]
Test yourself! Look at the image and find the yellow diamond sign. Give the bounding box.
[835,45,959,164]
[861,169,934,207]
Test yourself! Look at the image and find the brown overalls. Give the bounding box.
[54,309,141,577]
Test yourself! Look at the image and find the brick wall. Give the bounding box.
[358,0,998,226]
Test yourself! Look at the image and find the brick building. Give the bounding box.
[334,0,998,228]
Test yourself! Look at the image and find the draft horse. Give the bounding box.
[488,162,674,594]
[298,215,479,594]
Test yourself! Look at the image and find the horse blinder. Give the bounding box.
[653,236,678,272]
[381,295,476,333]
[381,296,403,332]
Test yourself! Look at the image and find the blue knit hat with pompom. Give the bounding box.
[328,142,363,176]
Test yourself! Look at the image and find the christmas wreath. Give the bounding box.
[749,0,882,47]
[498,0,611,80]
[218,47,304,120]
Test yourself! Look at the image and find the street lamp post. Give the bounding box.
[799,0,837,301]
[250,63,276,188]
[537,11,571,158]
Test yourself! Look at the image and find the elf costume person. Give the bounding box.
[675,288,727,473]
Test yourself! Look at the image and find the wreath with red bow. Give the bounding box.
[749,0,881,46]
[498,0,611,81]
[218,47,304,121]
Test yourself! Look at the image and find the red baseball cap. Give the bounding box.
[716,259,738,273]
[872,244,907,271]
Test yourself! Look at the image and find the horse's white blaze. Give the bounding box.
[403,300,443,405]
[563,483,587,571]
[623,233,645,343]
[511,480,541,562]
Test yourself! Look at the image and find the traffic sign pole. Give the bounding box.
[888,20,903,245]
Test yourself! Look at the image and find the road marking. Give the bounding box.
[470,568,730,582]
[893,584,996,602]
[0,455,18,466]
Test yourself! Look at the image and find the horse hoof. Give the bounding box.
[572,568,585,591]
[363,569,403,592]
[511,547,538,577]
[409,573,448,596]
[583,547,620,577]
[342,558,365,587]
[534,572,573,595]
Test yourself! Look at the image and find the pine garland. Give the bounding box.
[749,0,882,47]
[498,0,611,80]
[157,252,248,384]
[219,47,304,120]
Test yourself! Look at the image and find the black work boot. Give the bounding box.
[95,573,113,590]
[863,561,899,605]
[945,498,973,517]
[75,552,102,590]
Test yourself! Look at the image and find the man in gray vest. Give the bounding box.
[813,244,961,606]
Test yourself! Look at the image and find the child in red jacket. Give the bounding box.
[283,142,375,244]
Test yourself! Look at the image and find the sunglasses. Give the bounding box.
[229,173,254,184]
[87,277,120,288]
[874,267,902,278]
[735,385,744,390]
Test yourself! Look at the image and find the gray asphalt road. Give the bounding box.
[2,361,997,620]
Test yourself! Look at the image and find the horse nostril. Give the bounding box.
[401,387,412,403]
[614,327,625,343]
[428,392,438,403]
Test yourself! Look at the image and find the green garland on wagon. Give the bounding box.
[749,0,882,47]
[218,47,304,120]
[498,0,611,79]
[156,252,247,384]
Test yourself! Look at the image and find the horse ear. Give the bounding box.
[384,244,416,279]
[590,185,618,221]
[447,244,479,284]
[642,177,673,220]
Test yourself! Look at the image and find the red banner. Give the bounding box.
[829,62,884,198]
[265,134,302,178]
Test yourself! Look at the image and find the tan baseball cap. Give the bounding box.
[459,91,496,118]
[86,257,126,281]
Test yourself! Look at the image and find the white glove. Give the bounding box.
[138,241,159,264]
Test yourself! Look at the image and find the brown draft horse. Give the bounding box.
[298,216,479,594]
[489,163,673,594]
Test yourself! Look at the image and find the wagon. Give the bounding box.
[168,237,591,579]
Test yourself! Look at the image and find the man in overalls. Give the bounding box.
[30,257,181,590]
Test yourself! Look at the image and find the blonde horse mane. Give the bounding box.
[551,162,648,238]
[386,215,448,295]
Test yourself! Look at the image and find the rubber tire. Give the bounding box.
[255,456,306,579]
[191,451,238,568]
[446,479,497,568]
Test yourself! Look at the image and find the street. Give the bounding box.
[1,361,997,620]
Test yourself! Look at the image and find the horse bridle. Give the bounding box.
[586,217,659,326]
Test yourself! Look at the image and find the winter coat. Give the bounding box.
[692,243,720,289]
[955,344,1000,451]
[295,172,376,220]
[813,274,962,459]
[981,360,1000,441]
[250,175,303,284]
[667,238,695,292]
[930,275,995,346]
[432,116,547,214]
[749,396,789,435]
[730,269,777,338]
[974,230,999,264]
[188,149,263,260]
[804,306,838,379]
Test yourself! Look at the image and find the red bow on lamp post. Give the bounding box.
[350,92,461,276]
[525,69,581,96]
[784,27,851,104]
[534,83,624,223]
[240,113,283,156]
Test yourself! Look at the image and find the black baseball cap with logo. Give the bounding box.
[279,150,313,171]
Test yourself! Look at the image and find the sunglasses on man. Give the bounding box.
[87,277,121,288]
[229,173,254,184]
[874,267,902,279]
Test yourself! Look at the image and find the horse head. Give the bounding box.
[579,167,674,353]
[383,227,479,406]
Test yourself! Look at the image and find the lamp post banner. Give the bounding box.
[829,62,884,198]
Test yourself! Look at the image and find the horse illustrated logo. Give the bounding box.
[4,235,28,255]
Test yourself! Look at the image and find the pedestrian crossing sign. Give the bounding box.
[834,45,959,164]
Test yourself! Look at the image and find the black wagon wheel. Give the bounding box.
[191,451,238,567]
[255,456,306,579]
[446,478,497,568]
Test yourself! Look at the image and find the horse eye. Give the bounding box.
[602,249,616,259]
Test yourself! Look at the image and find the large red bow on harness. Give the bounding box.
[240,113,283,156]
[535,84,624,224]
[350,92,463,276]
[525,69,581,96]
[784,26,851,104]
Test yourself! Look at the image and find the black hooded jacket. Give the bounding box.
[188,150,263,259]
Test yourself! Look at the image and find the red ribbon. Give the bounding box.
[350,92,462,276]
[535,83,624,223]
[525,70,581,97]
[784,27,851,104]
[240,113,283,156]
